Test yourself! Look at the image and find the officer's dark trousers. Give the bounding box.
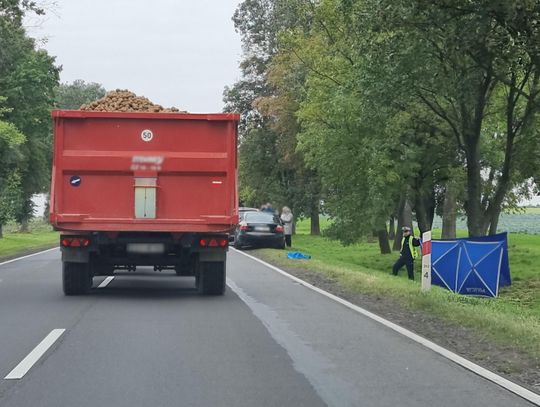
[285,235,292,247]
[392,256,414,280]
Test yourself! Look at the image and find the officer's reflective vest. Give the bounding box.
[401,236,418,259]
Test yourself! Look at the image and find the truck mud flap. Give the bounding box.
[198,261,226,295]
[198,250,227,262]
[61,249,90,263]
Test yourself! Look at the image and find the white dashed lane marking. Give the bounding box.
[97,276,115,288]
[5,329,65,380]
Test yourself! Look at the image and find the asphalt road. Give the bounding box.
[0,249,534,407]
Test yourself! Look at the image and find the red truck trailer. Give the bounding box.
[50,110,239,296]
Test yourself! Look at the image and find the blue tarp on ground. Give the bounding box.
[287,252,311,260]
[431,233,511,297]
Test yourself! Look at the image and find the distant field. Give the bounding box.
[296,210,540,234]
[430,212,540,234]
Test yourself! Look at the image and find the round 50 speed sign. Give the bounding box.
[141,129,154,142]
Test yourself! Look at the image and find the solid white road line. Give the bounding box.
[4,329,65,380]
[97,276,115,288]
[231,248,540,406]
[0,247,58,268]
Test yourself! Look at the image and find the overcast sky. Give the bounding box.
[27,0,243,113]
[23,2,539,207]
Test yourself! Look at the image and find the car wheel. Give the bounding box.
[234,238,243,250]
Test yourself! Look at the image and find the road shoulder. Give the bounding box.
[0,244,58,264]
[246,248,540,395]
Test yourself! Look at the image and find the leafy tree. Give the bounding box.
[359,0,540,236]
[287,0,540,238]
[0,0,45,24]
[229,0,540,244]
[0,100,25,237]
[55,80,106,110]
[0,9,60,229]
[225,0,323,232]
[265,0,419,250]
[0,171,23,237]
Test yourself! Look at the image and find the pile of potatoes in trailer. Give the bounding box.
[79,90,186,113]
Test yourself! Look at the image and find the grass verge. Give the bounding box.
[0,221,58,260]
[253,225,540,359]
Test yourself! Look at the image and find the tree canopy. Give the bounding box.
[228,0,540,244]
[55,80,106,110]
[0,0,59,232]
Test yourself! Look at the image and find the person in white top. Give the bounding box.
[280,206,294,248]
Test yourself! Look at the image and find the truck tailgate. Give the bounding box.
[50,111,239,232]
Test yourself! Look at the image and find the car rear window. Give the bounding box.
[245,212,277,223]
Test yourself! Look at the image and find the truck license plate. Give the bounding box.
[126,243,165,254]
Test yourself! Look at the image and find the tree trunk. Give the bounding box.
[310,207,320,235]
[415,187,436,234]
[484,108,518,235]
[428,198,435,231]
[393,219,404,251]
[403,199,413,230]
[393,198,412,250]
[488,208,501,235]
[19,218,29,233]
[464,139,485,237]
[43,193,50,222]
[462,69,494,237]
[388,216,395,240]
[377,227,391,254]
[441,184,457,239]
[0,224,3,238]
[393,198,405,251]
[415,199,430,234]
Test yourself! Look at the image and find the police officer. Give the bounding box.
[392,226,421,280]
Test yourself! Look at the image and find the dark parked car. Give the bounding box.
[229,207,260,242]
[238,207,259,221]
[234,211,285,250]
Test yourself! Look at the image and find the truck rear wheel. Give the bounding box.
[198,261,226,295]
[63,262,92,295]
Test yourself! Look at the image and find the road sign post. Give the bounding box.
[421,230,432,292]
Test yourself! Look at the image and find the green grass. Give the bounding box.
[254,219,540,358]
[0,220,58,259]
[295,216,332,234]
[523,207,540,215]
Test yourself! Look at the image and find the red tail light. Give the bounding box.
[199,237,228,248]
[276,225,284,233]
[240,225,249,231]
[61,237,90,248]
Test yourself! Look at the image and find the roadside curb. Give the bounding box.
[231,248,540,406]
[0,246,58,268]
